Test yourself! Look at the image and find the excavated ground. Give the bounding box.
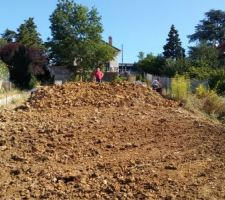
[0,82,225,200]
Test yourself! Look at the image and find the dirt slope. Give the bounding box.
[0,82,225,200]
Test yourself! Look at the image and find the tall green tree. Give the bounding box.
[188,9,225,45]
[163,24,185,60]
[16,17,44,49]
[137,53,165,75]
[188,42,220,68]
[1,29,16,43]
[48,0,116,74]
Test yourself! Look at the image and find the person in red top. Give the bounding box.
[95,67,104,82]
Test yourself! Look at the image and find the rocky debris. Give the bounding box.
[0,82,224,199]
[26,82,177,110]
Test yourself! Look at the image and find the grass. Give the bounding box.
[168,77,225,121]
[0,90,30,109]
[0,88,27,98]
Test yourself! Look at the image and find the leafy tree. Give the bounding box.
[1,29,16,43]
[163,24,185,60]
[137,53,165,75]
[188,42,220,68]
[188,9,225,45]
[16,18,44,49]
[82,41,117,69]
[48,0,115,76]
[188,66,214,79]
[163,58,188,77]
[0,43,47,88]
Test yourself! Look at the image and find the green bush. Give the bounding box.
[188,66,213,79]
[170,74,190,101]
[114,75,127,82]
[193,86,225,118]
[208,69,225,95]
[0,60,8,80]
[201,90,225,117]
[195,84,208,98]
[163,58,188,77]
[28,76,40,89]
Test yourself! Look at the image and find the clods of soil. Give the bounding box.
[0,82,224,199]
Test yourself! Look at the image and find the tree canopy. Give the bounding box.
[163,25,185,60]
[0,43,47,88]
[48,0,116,74]
[16,18,44,49]
[188,9,225,45]
[136,53,165,75]
[1,29,16,43]
[188,42,220,68]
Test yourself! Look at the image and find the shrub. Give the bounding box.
[194,85,225,118]
[28,76,40,89]
[208,69,225,95]
[0,60,8,80]
[188,66,213,79]
[114,75,127,82]
[170,74,190,101]
[201,90,225,117]
[195,84,208,98]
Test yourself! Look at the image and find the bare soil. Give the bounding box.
[0,82,224,199]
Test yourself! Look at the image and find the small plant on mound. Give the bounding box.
[170,74,190,101]
[195,84,208,98]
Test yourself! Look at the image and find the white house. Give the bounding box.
[106,36,121,72]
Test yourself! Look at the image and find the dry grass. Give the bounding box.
[0,92,30,109]
[183,84,225,120]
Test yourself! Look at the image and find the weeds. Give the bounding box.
[170,74,190,101]
[168,76,225,121]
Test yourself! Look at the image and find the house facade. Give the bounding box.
[106,36,121,72]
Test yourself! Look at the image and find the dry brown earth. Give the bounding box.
[0,82,224,199]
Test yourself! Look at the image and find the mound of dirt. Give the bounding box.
[0,82,225,199]
[26,82,177,109]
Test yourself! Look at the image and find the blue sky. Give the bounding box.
[0,0,225,63]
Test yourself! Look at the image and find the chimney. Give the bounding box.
[108,36,112,46]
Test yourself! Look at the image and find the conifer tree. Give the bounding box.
[188,9,225,45]
[16,18,44,49]
[1,29,16,43]
[163,24,185,59]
